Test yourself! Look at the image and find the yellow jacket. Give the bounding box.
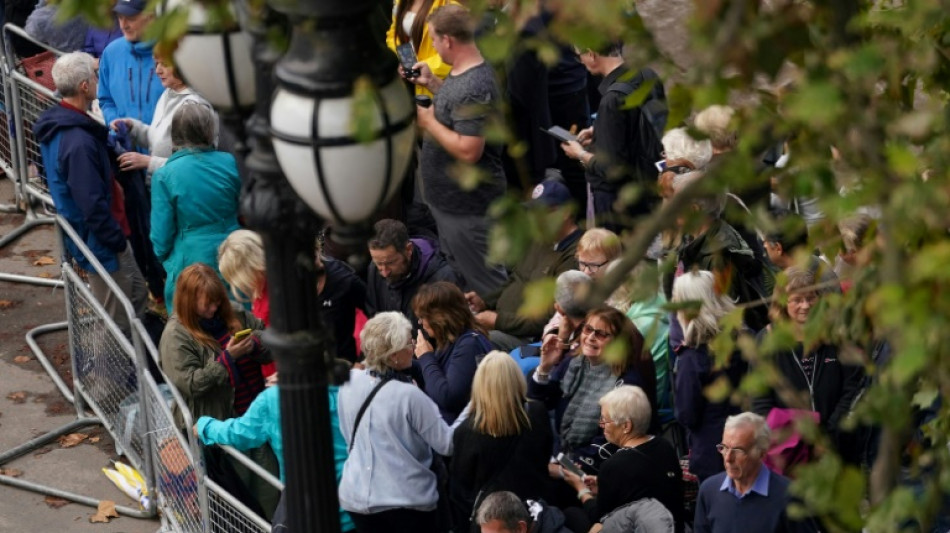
[385,0,459,97]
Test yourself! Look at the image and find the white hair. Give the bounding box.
[672,270,735,347]
[693,105,737,152]
[599,385,652,437]
[662,127,712,169]
[52,52,97,97]
[359,312,412,373]
[554,270,592,319]
[724,412,771,456]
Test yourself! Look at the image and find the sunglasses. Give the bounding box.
[582,323,613,340]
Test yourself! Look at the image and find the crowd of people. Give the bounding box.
[24,0,930,532]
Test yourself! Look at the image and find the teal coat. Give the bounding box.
[196,385,355,531]
[150,148,241,310]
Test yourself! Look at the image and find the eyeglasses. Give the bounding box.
[598,416,615,426]
[582,324,613,340]
[578,260,608,273]
[716,443,750,457]
[788,293,819,306]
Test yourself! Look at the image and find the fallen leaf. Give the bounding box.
[13,356,30,364]
[0,468,23,477]
[89,436,100,443]
[0,299,17,309]
[37,272,53,279]
[89,500,118,523]
[32,256,55,266]
[59,433,88,448]
[7,391,27,403]
[44,495,70,508]
[34,446,52,457]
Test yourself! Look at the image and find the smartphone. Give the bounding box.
[232,328,252,342]
[396,43,420,79]
[655,159,667,172]
[540,125,577,144]
[419,326,436,347]
[557,453,585,478]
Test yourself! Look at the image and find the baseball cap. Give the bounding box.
[114,0,148,16]
[527,177,572,208]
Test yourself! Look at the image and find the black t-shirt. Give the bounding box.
[593,436,684,531]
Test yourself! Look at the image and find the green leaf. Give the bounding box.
[785,81,843,128]
[911,387,939,410]
[516,278,556,319]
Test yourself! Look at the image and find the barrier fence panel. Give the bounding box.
[206,478,270,533]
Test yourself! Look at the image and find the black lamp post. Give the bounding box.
[171,0,415,532]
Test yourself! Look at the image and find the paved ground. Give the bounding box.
[0,177,159,532]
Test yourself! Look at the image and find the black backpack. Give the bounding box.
[606,67,668,184]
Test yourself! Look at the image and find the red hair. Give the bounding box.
[173,263,241,351]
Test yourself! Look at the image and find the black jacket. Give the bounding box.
[752,339,865,434]
[365,237,459,325]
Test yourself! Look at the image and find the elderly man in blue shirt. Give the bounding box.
[693,412,817,533]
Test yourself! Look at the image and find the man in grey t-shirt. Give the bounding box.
[409,4,507,296]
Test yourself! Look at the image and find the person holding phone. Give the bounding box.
[386,0,459,96]
[412,282,491,424]
[159,263,271,425]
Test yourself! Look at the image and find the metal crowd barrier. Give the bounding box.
[0,23,61,287]
[0,23,281,532]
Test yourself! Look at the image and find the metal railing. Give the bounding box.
[0,24,281,527]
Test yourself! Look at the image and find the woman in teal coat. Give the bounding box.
[150,103,240,312]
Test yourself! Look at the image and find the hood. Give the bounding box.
[130,39,156,58]
[412,236,441,277]
[33,104,108,145]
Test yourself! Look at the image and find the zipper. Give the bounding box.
[128,68,133,102]
[146,68,153,104]
[790,348,816,412]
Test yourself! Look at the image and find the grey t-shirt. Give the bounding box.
[420,62,506,215]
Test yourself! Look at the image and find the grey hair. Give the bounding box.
[672,270,735,347]
[52,52,97,97]
[693,105,737,152]
[599,385,652,437]
[662,127,712,169]
[725,412,771,456]
[359,312,412,374]
[475,491,529,528]
[171,102,217,150]
[670,170,725,218]
[555,270,592,319]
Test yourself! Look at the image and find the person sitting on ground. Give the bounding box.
[452,351,553,523]
[763,210,838,295]
[194,362,356,532]
[530,306,659,477]
[466,177,582,351]
[672,270,749,482]
[558,385,684,533]
[475,491,572,533]
[365,218,459,327]
[411,281,492,423]
[693,412,818,533]
[516,269,593,376]
[150,104,240,312]
[337,312,454,533]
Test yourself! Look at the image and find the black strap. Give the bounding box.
[348,376,391,452]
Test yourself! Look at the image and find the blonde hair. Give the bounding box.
[577,228,622,261]
[470,351,530,438]
[218,230,266,302]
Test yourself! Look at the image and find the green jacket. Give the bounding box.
[486,229,582,338]
[159,304,266,430]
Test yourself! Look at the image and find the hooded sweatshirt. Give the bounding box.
[97,37,164,126]
[127,87,214,176]
[365,236,460,324]
[33,103,130,272]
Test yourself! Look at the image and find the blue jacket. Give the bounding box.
[417,329,491,424]
[33,104,126,272]
[82,19,122,58]
[150,148,241,310]
[97,38,164,126]
[196,385,355,531]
